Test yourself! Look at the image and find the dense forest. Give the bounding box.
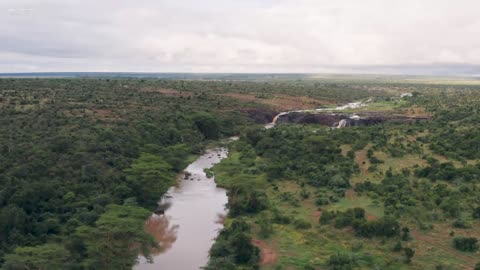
[0,78,259,269]
[1,77,480,269]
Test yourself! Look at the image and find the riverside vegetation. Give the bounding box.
[0,76,479,269]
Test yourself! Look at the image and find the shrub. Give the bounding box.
[327,253,356,270]
[316,197,331,206]
[453,237,479,252]
[293,219,312,230]
[452,219,471,229]
[319,211,336,225]
[473,207,480,219]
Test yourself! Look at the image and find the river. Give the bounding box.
[135,146,230,270]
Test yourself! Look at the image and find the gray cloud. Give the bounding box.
[1,0,480,74]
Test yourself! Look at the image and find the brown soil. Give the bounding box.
[252,239,278,266]
[404,106,432,118]
[340,145,352,157]
[312,210,322,221]
[365,212,379,221]
[92,109,115,118]
[219,93,334,111]
[345,189,357,200]
[355,146,370,176]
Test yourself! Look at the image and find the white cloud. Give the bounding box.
[1,0,479,74]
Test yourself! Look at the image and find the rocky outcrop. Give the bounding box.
[276,112,344,126]
[242,108,279,124]
[275,112,428,127]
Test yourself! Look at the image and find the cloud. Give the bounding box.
[1,0,480,74]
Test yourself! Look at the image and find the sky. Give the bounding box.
[1,0,480,75]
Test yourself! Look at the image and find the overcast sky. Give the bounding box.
[1,0,480,75]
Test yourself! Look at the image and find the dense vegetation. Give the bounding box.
[0,78,256,269]
[2,77,480,269]
[211,80,480,270]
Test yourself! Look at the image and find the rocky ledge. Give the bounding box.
[275,112,429,127]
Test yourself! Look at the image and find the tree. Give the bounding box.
[404,247,415,263]
[258,214,273,238]
[192,112,220,139]
[0,205,28,243]
[393,241,403,252]
[327,253,355,270]
[125,153,174,206]
[75,204,156,270]
[401,227,411,241]
[453,237,479,252]
[473,207,480,219]
[2,243,69,270]
[231,233,258,264]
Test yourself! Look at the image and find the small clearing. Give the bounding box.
[355,145,371,176]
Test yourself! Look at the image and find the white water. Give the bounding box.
[265,100,368,129]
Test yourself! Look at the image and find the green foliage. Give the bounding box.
[473,207,480,219]
[228,187,268,216]
[125,153,174,206]
[206,220,259,269]
[2,243,69,270]
[192,112,220,139]
[251,126,355,189]
[293,218,312,230]
[353,217,401,238]
[327,253,356,270]
[453,237,479,252]
[75,204,155,269]
[258,214,274,239]
[452,219,471,229]
[403,247,415,263]
[0,78,256,267]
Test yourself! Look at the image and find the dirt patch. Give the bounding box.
[252,239,278,266]
[92,109,114,117]
[365,212,379,221]
[404,106,432,118]
[220,93,334,111]
[340,145,352,157]
[355,146,370,176]
[91,108,122,121]
[345,189,357,200]
[312,210,322,221]
[141,88,193,97]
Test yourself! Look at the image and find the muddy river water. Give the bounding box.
[135,147,230,270]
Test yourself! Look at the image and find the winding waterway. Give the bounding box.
[135,146,230,270]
